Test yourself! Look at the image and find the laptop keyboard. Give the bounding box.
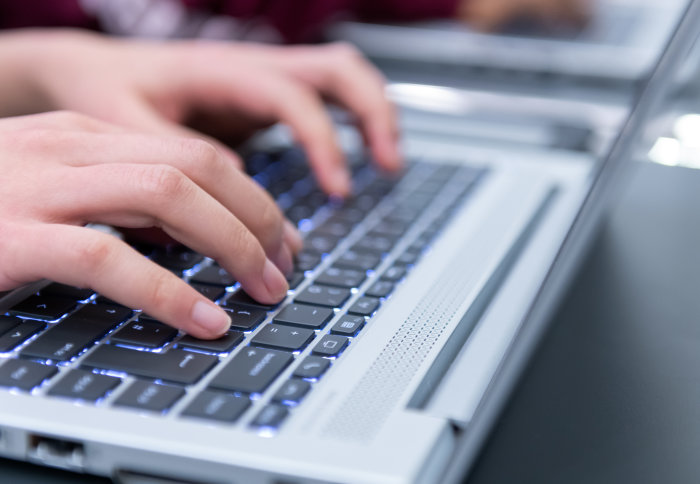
[0,148,486,432]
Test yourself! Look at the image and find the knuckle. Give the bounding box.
[181,138,226,176]
[139,164,191,203]
[230,228,266,272]
[49,110,93,128]
[328,42,362,60]
[76,234,113,272]
[255,197,284,248]
[145,270,178,314]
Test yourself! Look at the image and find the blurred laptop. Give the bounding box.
[0,1,696,483]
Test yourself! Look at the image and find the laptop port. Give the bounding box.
[28,434,85,470]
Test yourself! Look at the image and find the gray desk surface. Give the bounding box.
[2,162,700,483]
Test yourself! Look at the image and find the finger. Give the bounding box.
[1,223,230,338]
[53,162,289,304]
[54,131,299,266]
[267,44,403,173]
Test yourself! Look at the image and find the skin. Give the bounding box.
[0,30,401,338]
[459,0,590,32]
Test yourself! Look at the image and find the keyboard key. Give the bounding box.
[114,380,184,412]
[177,331,244,353]
[286,272,305,290]
[315,267,365,288]
[372,219,409,238]
[351,235,395,254]
[182,390,250,423]
[331,316,365,336]
[190,265,236,287]
[394,249,421,266]
[295,285,351,308]
[209,348,293,394]
[293,356,330,379]
[0,359,56,391]
[365,281,394,299]
[190,283,226,302]
[335,250,381,271]
[272,379,311,404]
[305,234,341,254]
[294,250,322,272]
[221,305,267,331]
[224,290,278,310]
[250,324,314,352]
[0,316,21,337]
[41,283,94,301]
[347,297,380,317]
[381,265,407,282]
[315,219,353,237]
[0,320,46,353]
[70,303,133,325]
[110,319,178,349]
[313,335,349,357]
[151,249,203,272]
[48,369,120,401]
[82,346,218,385]
[9,295,76,321]
[21,315,122,362]
[273,304,333,330]
[250,404,289,429]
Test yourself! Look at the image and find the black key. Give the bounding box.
[285,205,315,225]
[222,305,267,331]
[110,320,178,349]
[9,295,76,321]
[394,249,421,266]
[41,283,94,301]
[294,250,322,272]
[0,316,20,337]
[0,320,46,352]
[352,235,395,254]
[250,404,288,429]
[114,380,184,412]
[315,267,365,288]
[315,219,353,237]
[273,304,333,330]
[381,265,407,282]
[182,390,250,423]
[70,303,133,325]
[365,281,394,299]
[209,348,293,394]
[313,335,349,357]
[286,272,305,290]
[250,324,314,352]
[21,309,128,361]
[48,369,120,401]
[178,331,244,353]
[295,285,351,308]
[335,250,381,271]
[82,346,218,385]
[151,249,204,272]
[190,265,236,287]
[371,219,409,238]
[224,290,278,310]
[293,356,330,379]
[305,234,340,254]
[94,295,127,308]
[190,283,226,302]
[348,297,380,317]
[331,315,365,336]
[273,379,311,404]
[0,359,57,391]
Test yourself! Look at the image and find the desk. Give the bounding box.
[3,162,700,483]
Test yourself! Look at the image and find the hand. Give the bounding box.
[458,0,590,32]
[0,111,303,338]
[2,30,401,197]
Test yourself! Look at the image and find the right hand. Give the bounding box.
[0,111,302,339]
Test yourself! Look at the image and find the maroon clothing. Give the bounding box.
[0,0,459,43]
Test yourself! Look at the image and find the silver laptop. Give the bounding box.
[329,0,686,83]
[0,1,696,483]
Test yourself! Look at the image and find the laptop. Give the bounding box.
[328,0,687,84]
[0,1,696,483]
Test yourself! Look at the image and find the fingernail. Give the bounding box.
[191,300,231,336]
[283,220,303,253]
[263,258,289,300]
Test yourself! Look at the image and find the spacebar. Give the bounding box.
[82,345,218,385]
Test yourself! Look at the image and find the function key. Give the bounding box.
[293,356,330,380]
[0,320,46,353]
[48,369,120,401]
[222,305,267,331]
[110,319,178,349]
[178,331,244,353]
[381,265,407,282]
[331,316,365,337]
[250,325,315,352]
[9,295,76,321]
[0,359,56,391]
[190,265,236,287]
[272,379,311,405]
[250,404,289,430]
[312,335,349,358]
[114,380,184,413]
[295,285,351,308]
[181,390,250,423]
[273,304,333,330]
[347,297,380,317]
[365,281,394,299]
